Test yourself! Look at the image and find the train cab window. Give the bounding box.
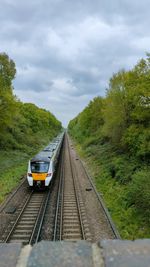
[31,162,49,173]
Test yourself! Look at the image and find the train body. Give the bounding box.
[27,133,64,187]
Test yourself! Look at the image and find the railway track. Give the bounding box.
[53,134,91,241]
[4,189,50,245]
[2,132,120,245]
[53,133,120,241]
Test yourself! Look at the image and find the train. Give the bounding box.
[27,132,64,188]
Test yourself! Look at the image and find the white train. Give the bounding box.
[27,133,64,188]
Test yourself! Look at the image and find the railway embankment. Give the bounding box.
[68,137,150,240]
[0,54,62,205]
[68,60,149,239]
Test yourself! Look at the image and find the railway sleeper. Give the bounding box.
[9,240,27,244]
[63,223,80,228]
[12,229,32,234]
[63,205,77,207]
[15,225,33,229]
[63,218,79,222]
[64,198,76,201]
[19,218,36,222]
[63,201,76,203]
[21,215,38,218]
[24,206,41,209]
[63,220,79,224]
[63,229,81,234]
[10,234,31,239]
[23,211,39,215]
[63,233,82,238]
[27,202,42,204]
[26,206,42,209]
[63,211,78,215]
[63,209,78,212]
[23,209,39,212]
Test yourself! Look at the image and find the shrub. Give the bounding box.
[127,168,150,220]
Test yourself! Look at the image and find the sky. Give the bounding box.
[0,0,149,127]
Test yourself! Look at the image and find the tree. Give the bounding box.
[0,53,16,89]
[0,53,17,137]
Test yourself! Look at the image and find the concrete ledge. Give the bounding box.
[0,240,150,267]
[27,241,93,267]
[0,243,22,267]
[99,239,150,267]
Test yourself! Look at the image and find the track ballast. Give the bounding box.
[53,135,91,241]
[2,132,120,245]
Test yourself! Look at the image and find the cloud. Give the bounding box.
[0,0,149,126]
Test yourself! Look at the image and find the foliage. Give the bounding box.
[68,55,150,160]
[0,148,39,204]
[0,149,25,203]
[0,52,62,203]
[127,168,150,220]
[68,54,150,239]
[69,97,104,143]
[0,52,16,88]
[0,53,62,151]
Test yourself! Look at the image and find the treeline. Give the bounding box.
[0,53,62,152]
[68,55,150,238]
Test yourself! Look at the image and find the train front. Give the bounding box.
[27,157,52,188]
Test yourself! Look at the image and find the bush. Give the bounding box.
[127,168,150,220]
[110,157,138,184]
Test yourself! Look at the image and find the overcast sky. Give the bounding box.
[0,0,149,126]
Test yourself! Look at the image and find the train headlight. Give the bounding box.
[46,173,52,177]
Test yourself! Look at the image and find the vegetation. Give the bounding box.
[0,53,62,203]
[0,150,28,203]
[68,55,150,239]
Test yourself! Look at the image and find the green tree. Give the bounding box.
[0,53,17,144]
[0,52,16,89]
[0,52,62,150]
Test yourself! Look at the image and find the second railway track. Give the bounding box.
[53,134,91,241]
[4,189,50,245]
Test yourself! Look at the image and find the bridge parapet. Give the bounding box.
[0,239,150,267]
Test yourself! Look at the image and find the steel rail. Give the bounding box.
[59,157,64,241]
[35,135,65,243]
[28,191,47,244]
[4,190,33,242]
[33,190,51,244]
[59,137,65,241]
[66,134,85,240]
[53,136,65,241]
[53,154,63,241]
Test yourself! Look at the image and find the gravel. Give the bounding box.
[0,178,31,241]
[69,138,115,241]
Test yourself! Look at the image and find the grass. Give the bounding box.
[0,136,54,204]
[73,141,150,240]
[0,150,29,203]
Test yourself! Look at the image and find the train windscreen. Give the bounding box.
[31,162,49,173]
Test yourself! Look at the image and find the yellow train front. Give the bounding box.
[27,155,52,187]
[27,133,64,188]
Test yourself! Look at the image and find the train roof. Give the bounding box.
[43,147,54,152]
[31,150,53,163]
[31,156,51,163]
[30,132,64,163]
